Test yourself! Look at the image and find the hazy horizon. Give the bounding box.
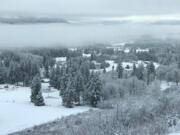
[0,0,180,48]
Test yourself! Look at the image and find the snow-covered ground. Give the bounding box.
[160,81,177,91]
[55,57,67,63]
[160,81,171,91]
[124,48,130,53]
[136,48,149,53]
[90,60,159,73]
[82,53,91,58]
[105,60,118,72]
[0,84,90,135]
[122,60,159,70]
[54,57,67,68]
[90,60,118,73]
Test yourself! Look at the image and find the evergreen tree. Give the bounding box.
[173,69,180,85]
[178,62,180,69]
[146,62,156,85]
[62,77,75,108]
[147,62,156,75]
[112,65,114,71]
[51,65,61,89]
[90,74,102,107]
[49,67,56,87]
[59,70,69,96]
[49,57,56,68]
[20,58,40,86]
[80,62,90,84]
[30,63,39,79]
[136,64,144,80]
[125,65,130,69]
[85,73,102,107]
[7,61,18,84]
[30,74,45,106]
[24,73,30,86]
[74,72,84,105]
[117,62,123,78]
[103,68,106,74]
[34,91,45,106]
[131,63,137,76]
[43,56,49,78]
[0,62,6,84]
[90,52,96,61]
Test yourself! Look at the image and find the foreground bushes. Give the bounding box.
[12,95,170,135]
[63,98,168,135]
[101,74,147,100]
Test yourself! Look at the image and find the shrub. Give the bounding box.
[97,101,113,109]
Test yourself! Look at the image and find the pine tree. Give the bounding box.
[80,62,90,84]
[20,59,40,86]
[30,74,45,106]
[103,68,106,74]
[62,77,75,108]
[131,63,137,76]
[24,73,30,86]
[147,62,156,84]
[112,65,114,71]
[85,73,102,107]
[43,56,49,78]
[50,65,61,89]
[49,67,56,87]
[7,61,17,84]
[34,91,45,106]
[178,62,180,69]
[83,74,94,105]
[173,69,180,85]
[0,62,6,84]
[136,64,144,80]
[147,62,156,75]
[74,72,84,105]
[30,63,39,79]
[90,74,102,107]
[117,62,123,78]
[59,71,69,96]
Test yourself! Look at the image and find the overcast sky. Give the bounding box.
[0,0,180,16]
[0,0,180,48]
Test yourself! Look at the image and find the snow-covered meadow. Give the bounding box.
[0,84,90,135]
[90,60,159,73]
[90,60,118,73]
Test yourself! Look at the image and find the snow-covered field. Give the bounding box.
[106,60,159,72]
[0,84,90,135]
[90,60,117,73]
[105,60,118,72]
[90,60,160,73]
[160,81,177,91]
[122,60,159,70]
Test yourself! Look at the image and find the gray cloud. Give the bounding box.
[0,0,180,16]
[0,0,180,48]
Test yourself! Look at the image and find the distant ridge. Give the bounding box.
[0,16,69,24]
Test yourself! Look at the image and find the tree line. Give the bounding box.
[0,51,41,85]
[49,57,103,108]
